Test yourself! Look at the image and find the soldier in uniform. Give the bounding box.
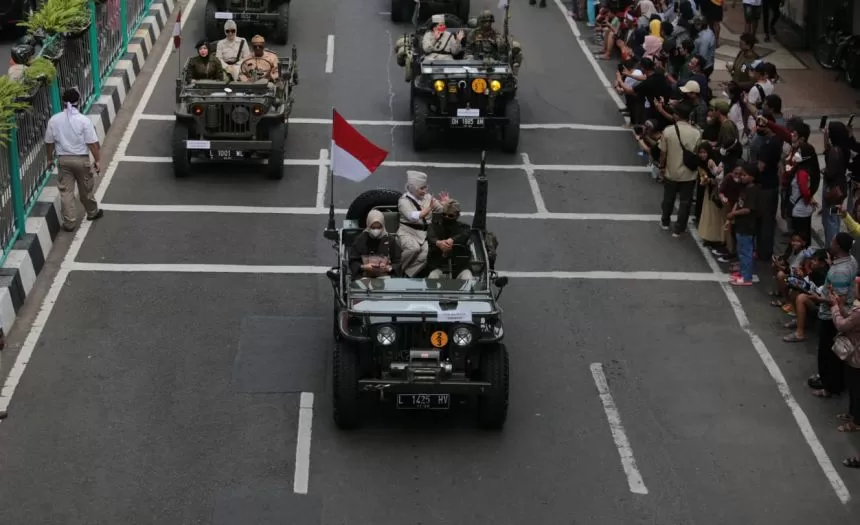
[421,14,465,60]
[216,20,251,81]
[185,40,226,81]
[464,10,524,74]
[239,35,280,82]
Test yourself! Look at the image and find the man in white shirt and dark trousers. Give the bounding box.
[44,88,104,232]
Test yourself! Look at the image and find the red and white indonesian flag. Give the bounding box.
[172,8,182,50]
[330,110,388,182]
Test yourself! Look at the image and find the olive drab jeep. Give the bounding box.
[204,0,292,45]
[171,46,299,180]
[390,0,470,24]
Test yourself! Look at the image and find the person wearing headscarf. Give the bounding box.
[185,40,225,81]
[427,200,474,280]
[216,20,251,81]
[649,18,663,40]
[239,35,279,81]
[397,170,446,277]
[637,0,659,26]
[349,209,401,279]
[642,35,662,59]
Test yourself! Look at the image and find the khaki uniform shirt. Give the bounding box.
[216,37,251,78]
[659,121,702,182]
[422,31,461,60]
[239,51,279,81]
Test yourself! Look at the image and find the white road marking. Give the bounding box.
[115,154,652,173]
[590,363,648,495]
[293,392,314,494]
[550,0,852,505]
[96,203,665,222]
[136,113,632,132]
[63,262,719,281]
[521,152,547,214]
[325,35,335,74]
[0,0,204,417]
[315,149,329,209]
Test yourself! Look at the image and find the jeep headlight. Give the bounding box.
[452,326,473,346]
[490,80,502,92]
[471,78,487,93]
[434,80,446,92]
[376,325,396,346]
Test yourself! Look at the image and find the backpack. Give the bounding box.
[752,84,765,109]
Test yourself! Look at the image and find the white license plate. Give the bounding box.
[214,150,242,158]
[450,117,485,128]
[396,394,451,410]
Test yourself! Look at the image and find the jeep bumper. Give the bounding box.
[359,378,493,395]
[214,11,279,23]
[425,115,510,128]
[184,139,272,151]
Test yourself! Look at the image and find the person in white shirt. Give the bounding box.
[215,20,251,81]
[742,0,763,38]
[746,60,774,111]
[44,88,104,232]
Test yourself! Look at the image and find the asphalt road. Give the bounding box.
[1,0,860,523]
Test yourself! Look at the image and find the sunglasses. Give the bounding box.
[225,29,236,33]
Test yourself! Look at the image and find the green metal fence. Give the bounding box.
[0,0,155,267]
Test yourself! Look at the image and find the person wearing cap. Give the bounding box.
[239,35,279,82]
[812,231,859,398]
[397,170,447,277]
[745,59,774,111]
[679,79,708,128]
[185,40,226,81]
[427,200,474,280]
[216,20,251,81]
[727,32,759,88]
[422,14,465,61]
[44,88,105,232]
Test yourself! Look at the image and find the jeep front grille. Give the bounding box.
[445,84,492,114]
[201,103,253,136]
[401,323,446,353]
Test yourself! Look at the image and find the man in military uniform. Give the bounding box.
[239,35,280,82]
[464,10,505,60]
[185,40,226,81]
[422,14,465,60]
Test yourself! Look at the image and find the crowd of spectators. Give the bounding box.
[586,0,860,470]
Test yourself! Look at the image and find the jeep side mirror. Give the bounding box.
[326,268,339,282]
[494,276,508,288]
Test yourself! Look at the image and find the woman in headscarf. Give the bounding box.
[349,209,401,279]
[216,20,251,81]
[649,18,663,40]
[397,170,446,277]
[185,40,226,81]
[637,0,659,27]
[642,34,662,60]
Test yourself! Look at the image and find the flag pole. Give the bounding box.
[326,107,336,235]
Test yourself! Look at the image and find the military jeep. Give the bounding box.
[394,13,521,153]
[171,46,299,179]
[322,152,510,430]
[390,0,470,24]
[204,0,291,44]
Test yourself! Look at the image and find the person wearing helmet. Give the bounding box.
[8,44,36,82]
[216,20,251,81]
[464,10,505,60]
[239,35,279,81]
[422,14,465,61]
[185,40,226,81]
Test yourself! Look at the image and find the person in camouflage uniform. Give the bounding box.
[464,10,523,74]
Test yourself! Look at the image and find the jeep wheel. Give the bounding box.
[391,0,411,22]
[412,100,434,151]
[273,2,290,45]
[204,0,220,42]
[267,121,286,180]
[345,188,402,225]
[171,122,191,178]
[333,341,362,430]
[500,99,520,154]
[476,343,509,430]
[457,0,471,21]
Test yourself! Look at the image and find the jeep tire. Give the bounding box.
[476,343,509,430]
[412,99,433,151]
[333,341,362,430]
[267,121,286,180]
[500,99,520,154]
[204,0,221,42]
[345,188,402,226]
[273,2,290,45]
[171,122,192,178]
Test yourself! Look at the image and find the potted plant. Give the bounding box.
[0,77,34,148]
[18,57,59,100]
[18,0,92,39]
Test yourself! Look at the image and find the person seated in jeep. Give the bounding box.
[427,200,474,280]
[186,40,226,81]
[398,170,448,278]
[216,20,251,81]
[422,14,465,61]
[239,35,279,82]
[464,10,505,60]
[349,209,401,279]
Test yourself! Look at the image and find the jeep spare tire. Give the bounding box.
[345,189,402,227]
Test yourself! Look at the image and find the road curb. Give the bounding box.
[0,0,178,342]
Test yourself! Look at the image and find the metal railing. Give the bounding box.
[0,0,155,267]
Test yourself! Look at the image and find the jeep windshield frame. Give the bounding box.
[419,60,513,76]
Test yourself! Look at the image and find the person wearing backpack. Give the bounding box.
[746,60,773,111]
[785,142,821,247]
